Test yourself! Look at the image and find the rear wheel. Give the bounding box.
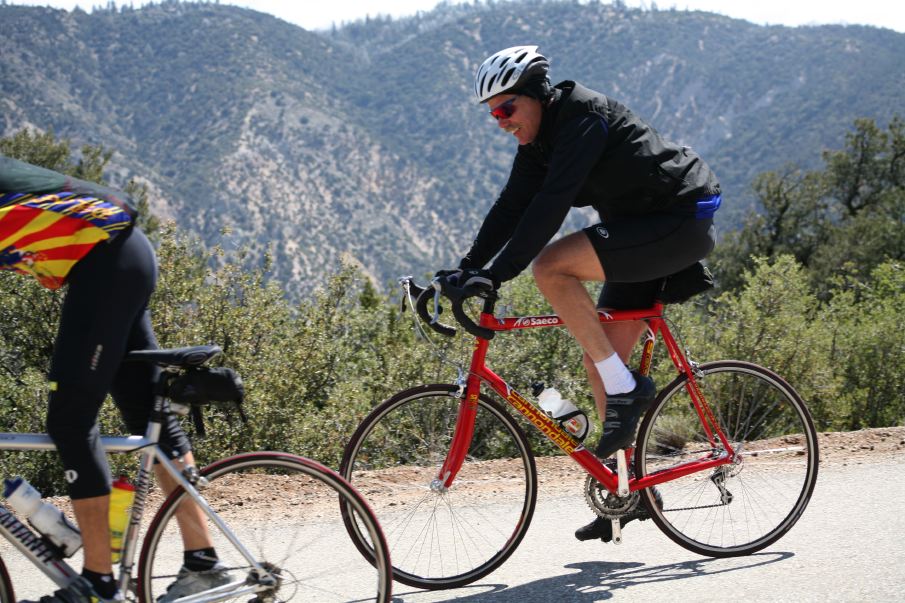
[341,384,537,590]
[635,361,818,557]
[139,452,391,602]
[0,557,12,603]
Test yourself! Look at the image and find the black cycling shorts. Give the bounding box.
[582,213,715,310]
[46,227,191,499]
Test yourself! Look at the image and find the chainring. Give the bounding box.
[583,474,640,520]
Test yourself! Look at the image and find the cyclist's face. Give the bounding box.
[487,94,542,145]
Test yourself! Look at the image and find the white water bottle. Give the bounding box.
[533,384,589,441]
[3,477,82,557]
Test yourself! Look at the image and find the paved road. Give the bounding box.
[3,456,902,602]
[394,456,905,602]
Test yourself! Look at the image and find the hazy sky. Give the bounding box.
[6,0,905,33]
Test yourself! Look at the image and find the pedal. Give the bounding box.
[610,518,623,544]
[615,449,629,497]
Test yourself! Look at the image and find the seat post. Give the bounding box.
[142,369,173,444]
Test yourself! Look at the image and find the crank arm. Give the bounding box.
[615,449,630,497]
[611,518,623,544]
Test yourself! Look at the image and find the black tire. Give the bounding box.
[0,557,12,603]
[635,361,819,557]
[340,384,537,590]
[138,452,391,602]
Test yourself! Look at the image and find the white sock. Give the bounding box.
[595,353,636,396]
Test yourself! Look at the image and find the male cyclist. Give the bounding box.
[441,46,721,542]
[0,153,230,602]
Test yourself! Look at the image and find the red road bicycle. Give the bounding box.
[340,276,818,591]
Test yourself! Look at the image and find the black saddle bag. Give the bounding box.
[657,261,715,304]
[167,367,246,435]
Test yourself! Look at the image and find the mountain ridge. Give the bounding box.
[2,0,902,295]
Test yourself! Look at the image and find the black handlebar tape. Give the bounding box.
[451,293,496,340]
[435,279,496,340]
[415,286,458,337]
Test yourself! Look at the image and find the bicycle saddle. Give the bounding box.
[125,345,222,367]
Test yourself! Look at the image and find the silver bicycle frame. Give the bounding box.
[0,400,272,598]
[0,431,162,589]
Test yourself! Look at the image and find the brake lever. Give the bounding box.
[430,278,443,325]
[399,275,425,314]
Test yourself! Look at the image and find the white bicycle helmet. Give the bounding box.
[473,45,549,103]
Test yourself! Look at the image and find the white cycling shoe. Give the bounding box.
[156,564,233,603]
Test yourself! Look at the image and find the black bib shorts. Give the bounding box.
[582,212,715,309]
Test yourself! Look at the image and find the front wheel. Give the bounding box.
[635,360,819,557]
[138,452,392,602]
[340,384,538,590]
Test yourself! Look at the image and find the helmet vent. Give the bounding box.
[478,73,488,95]
[473,45,547,103]
[500,67,516,88]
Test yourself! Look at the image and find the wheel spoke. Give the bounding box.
[140,454,391,602]
[341,385,537,589]
[638,362,818,557]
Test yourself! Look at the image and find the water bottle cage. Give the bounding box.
[553,409,589,441]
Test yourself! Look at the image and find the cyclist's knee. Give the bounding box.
[116,397,192,459]
[157,416,192,459]
[46,382,104,442]
[46,419,110,497]
[47,384,115,497]
[534,235,605,284]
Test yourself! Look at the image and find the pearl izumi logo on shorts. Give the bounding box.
[596,226,609,239]
[90,344,103,371]
[64,470,78,483]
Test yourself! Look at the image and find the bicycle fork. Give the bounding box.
[433,377,481,492]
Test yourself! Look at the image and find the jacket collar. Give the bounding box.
[531,83,572,150]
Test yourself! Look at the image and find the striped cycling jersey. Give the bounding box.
[0,191,133,289]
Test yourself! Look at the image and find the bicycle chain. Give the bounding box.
[585,473,731,515]
[662,502,729,512]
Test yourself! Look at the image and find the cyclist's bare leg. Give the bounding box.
[72,495,113,573]
[532,232,615,360]
[582,320,647,422]
[154,451,214,550]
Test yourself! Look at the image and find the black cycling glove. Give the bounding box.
[433,268,463,286]
[459,269,500,292]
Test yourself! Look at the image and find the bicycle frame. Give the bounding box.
[436,301,736,495]
[0,394,269,599]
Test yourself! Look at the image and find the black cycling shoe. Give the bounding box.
[575,488,663,542]
[20,577,120,603]
[595,372,656,459]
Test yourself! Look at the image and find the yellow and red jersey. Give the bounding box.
[0,191,133,288]
[0,155,136,289]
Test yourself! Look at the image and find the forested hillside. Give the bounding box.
[2,0,903,294]
[1,120,902,492]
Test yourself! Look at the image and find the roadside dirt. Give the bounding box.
[806,426,905,463]
[341,426,905,510]
[44,426,905,521]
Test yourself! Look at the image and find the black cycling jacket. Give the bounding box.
[460,81,721,282]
